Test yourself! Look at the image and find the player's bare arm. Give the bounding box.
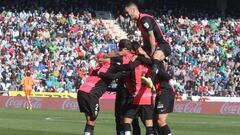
[98,58,111,63]
[148,30,156,56]
[103,48,130,58]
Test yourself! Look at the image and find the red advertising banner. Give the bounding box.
[1,96,240,115]
[174,101,240,115]
[0,96,114,111]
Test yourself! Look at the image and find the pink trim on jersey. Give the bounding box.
[137,13,171,47]
[78,62,110,93]
[131,64,153,105]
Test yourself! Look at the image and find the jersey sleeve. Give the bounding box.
[110,57,122,64]
[141,16,154,33]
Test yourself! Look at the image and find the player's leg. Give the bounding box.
[144,119,156,135]
[25,90,32,110]
[132,118,141,135]
[86,96,100,135]
[84,114,97,135]
[156,114,172,135]
[123,117,133,135]
[115,94,124,135]
[77,91,99,135]
[123,103,139,135]
[142,43,171,90]
[154,93,174,135]
[115,110,123,135]
[153,115,162,134]
[141,106,156,135]
[83,102,99,135]
[141,51,164,91]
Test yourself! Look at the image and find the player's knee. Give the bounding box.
[157,116,167,127]
[87,119,96,126]
[144,119,153,127]
[157,119,167,127]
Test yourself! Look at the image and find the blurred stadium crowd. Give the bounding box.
[0,2,240,97]
[0,5,119,94]
[118,7,240,97]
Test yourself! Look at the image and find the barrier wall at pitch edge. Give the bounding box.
[8,91,116,99]
[0,96,240,115]
[8,91,77,98]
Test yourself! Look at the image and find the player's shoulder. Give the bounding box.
[141,16,152,23]
[141,16,155,29]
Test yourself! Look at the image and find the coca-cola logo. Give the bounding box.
[62,99,78,110]
[5,97,42,109]
[174,103,185,112]
[174,102,202,113]
[220,103,240,114]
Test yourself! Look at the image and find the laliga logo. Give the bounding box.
[175,102,202,113]
[5,97,42,108]
[62,99,78,110]
[220,103,240,114]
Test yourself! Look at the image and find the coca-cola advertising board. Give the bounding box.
[0,96,115,111]
[1,96,240,115]
[174,101,240,115]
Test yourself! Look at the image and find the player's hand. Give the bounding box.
[131,55,138,62]
[153,50,165,61]
[137,47,146,55]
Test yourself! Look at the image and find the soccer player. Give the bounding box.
[98,39,141,135]
[130,41,174,135]
[77,62,109,135]
[77,39,134,135]
[77,60,120,135]
[21,72,34,110]
[153,69,175,135]
[124,2,174,135]
[113,40,141,135]
[109,41,155,135]
[122,59,156,135]
[124,2,171,90]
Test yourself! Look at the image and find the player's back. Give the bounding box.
[22,76,34,90]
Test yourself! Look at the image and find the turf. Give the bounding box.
[0,108,239,135]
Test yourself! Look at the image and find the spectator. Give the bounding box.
[118,7,240,97]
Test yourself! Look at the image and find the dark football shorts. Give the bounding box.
[123,101,154,121]
[156,43,171,57]
[77,90,100,121]
[115,89,129,117]
[154,92,175,114]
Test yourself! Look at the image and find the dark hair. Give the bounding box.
[124,1,137,8]
[26,72,31,76]
[118,39,132,51]
[131,41,141,51]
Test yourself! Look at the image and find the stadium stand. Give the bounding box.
[0,0,239,98]
[118,7,240,97]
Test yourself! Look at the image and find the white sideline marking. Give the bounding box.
[171,121,240,126]
[43,117,240,126]
[43,117,112,123]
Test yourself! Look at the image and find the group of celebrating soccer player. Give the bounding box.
[77,2,175,135]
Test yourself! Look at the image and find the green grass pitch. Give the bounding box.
[0,108,239,135]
